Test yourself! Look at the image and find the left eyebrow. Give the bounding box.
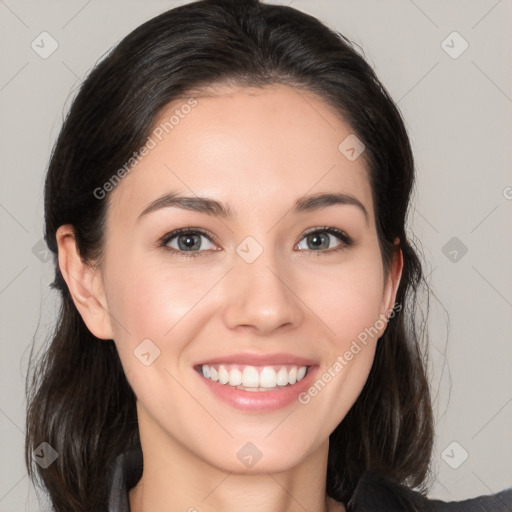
[137,191,369,225]
[294,192,368,225]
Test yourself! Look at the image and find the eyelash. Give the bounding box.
[159,226,354,259]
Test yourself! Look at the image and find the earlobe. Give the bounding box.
[56,225,114,340]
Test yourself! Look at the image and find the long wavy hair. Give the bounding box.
[25,0,434,510]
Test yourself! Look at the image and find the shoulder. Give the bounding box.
[346,470,512,512]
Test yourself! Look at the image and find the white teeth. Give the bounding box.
[259,367,277,388]
[198,363,310,389]
[276,367,289,386]
[218,365,229,384]
[242,366,259,387]
[228,368,242,386]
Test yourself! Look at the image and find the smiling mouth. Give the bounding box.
[194,363,311,391]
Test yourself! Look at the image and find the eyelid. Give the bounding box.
[295,226,353,251]
[159,225,354,257]
[158,228,220,260]
[298,226,351,243]
[159,227,219,246]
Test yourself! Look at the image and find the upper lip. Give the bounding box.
[194,352,318,368]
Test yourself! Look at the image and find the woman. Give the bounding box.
[25,1,511,511]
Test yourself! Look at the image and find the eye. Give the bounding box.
[295,227,353,254]
[160,228,218,258]
[159,226,354,259]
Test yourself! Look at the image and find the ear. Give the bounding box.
[377,237,404,335]
[56,224,114,340]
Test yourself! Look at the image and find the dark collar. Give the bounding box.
[107,447,143,512]
[107,447,512,512]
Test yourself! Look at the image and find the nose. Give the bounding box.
[222,249,304,335]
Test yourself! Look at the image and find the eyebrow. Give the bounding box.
[137,191,369,224]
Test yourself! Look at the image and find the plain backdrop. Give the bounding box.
[1,1,511,510]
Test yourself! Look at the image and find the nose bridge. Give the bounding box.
[222,236,303,333]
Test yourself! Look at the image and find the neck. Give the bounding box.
[128,418,345,512]
[130,475,344,512]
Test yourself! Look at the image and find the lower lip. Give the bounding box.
[195,366,319,412]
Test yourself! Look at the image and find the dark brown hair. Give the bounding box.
[25,0,434,510]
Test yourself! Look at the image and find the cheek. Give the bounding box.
[298,249,386,345]
[294,248,385,407]
[106,261,212,397]
[108,254,214,338]
[106,257,229,383]
[298,258,384,430]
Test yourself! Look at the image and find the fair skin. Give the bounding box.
[57,83,402,512]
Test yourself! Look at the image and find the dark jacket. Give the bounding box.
[107,448,512,512]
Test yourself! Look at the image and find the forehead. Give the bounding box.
[107,83,373,225]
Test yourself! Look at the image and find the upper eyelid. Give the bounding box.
[160,227,218,245]
[297,227,353,248]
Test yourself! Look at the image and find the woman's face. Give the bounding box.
[78,83,402,473]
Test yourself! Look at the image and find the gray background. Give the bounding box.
[1,0,511,510]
